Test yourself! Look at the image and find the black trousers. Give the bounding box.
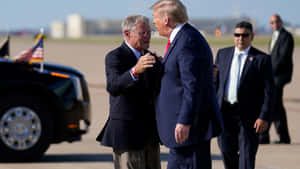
[260,85,291,142]
[218,101,259,169]
[167,141,211,169]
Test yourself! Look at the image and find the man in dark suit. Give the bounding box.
[96,15,161,169]
[214,21,274,169]
[151,1,223,169]
[259,14,294,144]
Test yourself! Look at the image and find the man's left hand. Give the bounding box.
[175,123,191,143]
[213,64,219,79]
[254,118,268,133]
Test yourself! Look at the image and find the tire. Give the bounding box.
[0,94,53,162]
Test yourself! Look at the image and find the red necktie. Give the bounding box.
[164,39,171,55]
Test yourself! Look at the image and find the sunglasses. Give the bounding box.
[234,33,250,38]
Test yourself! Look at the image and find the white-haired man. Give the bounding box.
[97,15,161,169]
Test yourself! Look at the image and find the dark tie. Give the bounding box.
[164,39,171,56]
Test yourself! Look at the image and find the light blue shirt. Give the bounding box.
[225,46,251,101]
[125,41,141,60]
[125,41,141,80]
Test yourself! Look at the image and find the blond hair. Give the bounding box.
[150,0,188,26]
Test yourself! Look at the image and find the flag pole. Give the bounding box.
[40,28,44,72]
[7,33,10,59]
[6,25,10,58]
[0,32,10,59]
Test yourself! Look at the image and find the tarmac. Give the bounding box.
[0,42,299,169]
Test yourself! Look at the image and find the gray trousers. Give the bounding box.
[113,143,161,169]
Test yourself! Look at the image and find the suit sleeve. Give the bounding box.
[259,54,275,121]
[105,52,136,96]
[176,39,208,124]
[279,34,294,64]
[275,33,294,84]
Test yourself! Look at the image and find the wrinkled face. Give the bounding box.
[233,27,254,51]
[126,21,151,52]
[153,9,168,37]
[270,15,282,31]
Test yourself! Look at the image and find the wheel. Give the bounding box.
[0,94,53,162]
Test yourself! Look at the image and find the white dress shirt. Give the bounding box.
[270,30,280,52]
[169,23,186,43]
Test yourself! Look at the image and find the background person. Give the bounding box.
[259,14,294,144]
[214,21,274,169]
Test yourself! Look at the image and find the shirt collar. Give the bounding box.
[125,41,141,59]
[234,46,251,56]
[273,30,279,36]
[274,27,282,35]
[169,23,186,42]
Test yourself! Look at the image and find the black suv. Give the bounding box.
[0,59,91,161]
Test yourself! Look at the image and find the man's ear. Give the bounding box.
[124,30,130,38]
[164,16,169,26]
[251,32,255,41]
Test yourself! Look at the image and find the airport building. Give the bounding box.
[50,13,255,39]
[67,14,85,39]
[50,21,65,39]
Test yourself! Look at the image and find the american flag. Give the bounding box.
[14,33,44,63]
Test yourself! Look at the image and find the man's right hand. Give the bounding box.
[134,53,156,74]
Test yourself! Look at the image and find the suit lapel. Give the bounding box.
[162,40,177,64]
[223,47,235,88]
[271,28,285,55]
[121,42,138,64]
[162,24,187,64]
[276,29,285,46]
[162,36,178,64]
[121,42,148,87]
[239,47,255,86]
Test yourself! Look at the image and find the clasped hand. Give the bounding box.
[134,53,156,74]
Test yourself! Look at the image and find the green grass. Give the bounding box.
[6,35,300,46]
[206,35,281,46]
[204,35,300,46]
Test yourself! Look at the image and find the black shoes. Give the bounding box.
[259,137,291,144]
[273,140,291,144]
[259,138,270,144]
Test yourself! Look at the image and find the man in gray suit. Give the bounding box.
[259,14,294,144]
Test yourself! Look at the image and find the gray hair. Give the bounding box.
[121,15,150,32]
[150,0,188,26]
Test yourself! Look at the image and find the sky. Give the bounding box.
[0,0,299,31]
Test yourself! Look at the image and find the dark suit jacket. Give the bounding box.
[215,46,274,122]
[155,23,223,148]
[96,42,160,149]
[269,28,294,86]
